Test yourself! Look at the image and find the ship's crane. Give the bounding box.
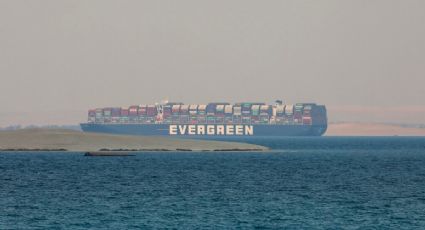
[155,99,169,123]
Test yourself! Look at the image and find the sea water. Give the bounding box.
[1,137,425,229]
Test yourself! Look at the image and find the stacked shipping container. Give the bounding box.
[87,101,325,126]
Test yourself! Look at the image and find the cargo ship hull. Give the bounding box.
[80,123,327,137]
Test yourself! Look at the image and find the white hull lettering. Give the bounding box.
[235,125,243,135]
[188,125,196,135]
[197,125,205,135]
[207,125,215,135]
[169,125,254,136]
[245,125,254,135]
[178,125,187,135]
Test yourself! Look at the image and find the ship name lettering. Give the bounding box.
[169,125,177,135]
[197,125,205,135]
[245,125,254,135]
[217,125,225,135]
[188,125,196,135]
[169,125,254,136]
[207,125,215,135]
[178,125,187,135]
[235,125,243,135]
[226,125,234,135]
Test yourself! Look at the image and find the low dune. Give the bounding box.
[0,129,267,152]
[327,123,425,136]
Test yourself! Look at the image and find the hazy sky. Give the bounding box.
[0,0,424,126]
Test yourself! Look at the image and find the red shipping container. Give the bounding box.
[121,108,129,116]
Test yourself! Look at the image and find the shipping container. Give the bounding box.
[294,103,304,113]
[88,109,96,117]
[95,108,103,118]
[259,115,269,124]
[103,109,112,123]
[215,115,225,124]
[233,116,242,124]
[233,106,242,116]
[242,116,251,124]
[207,116,216,124]
[224,105,233,114]
[189,104,198,115]
[285,105,294,115]
[121,108,129,116]
[303,105,313,111]
[251,105,260,116]
[260,105,271,116]
[103,108,110,117]
[294,110,303,119]
[118,107,129,123]
[172,105,181,114]
[119,116,129,123]
[198,116,206,124]
[216,105,225,115]
[251,116,260,124]
[224,116,233,124]
[206,103,230,115]
[138,105,147,116]
[111,108,121,117]
[302,117,312,125]
[146,105,157,117]
[198,105,207,115]
[180,105,189,115]
[88,109,96,123]
[162,105,172,118]
[302,105,312,116]
[241,103,252,115]
[129,106,139,116]
[276,105,285,115]
[206,104,216,115]
[180,115,189,124]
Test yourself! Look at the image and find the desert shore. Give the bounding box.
[0,129,267,152]
[326,123,425,136]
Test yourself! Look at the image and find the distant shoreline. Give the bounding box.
[326,122,425,136]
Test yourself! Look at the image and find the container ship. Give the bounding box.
[80,101,327,137]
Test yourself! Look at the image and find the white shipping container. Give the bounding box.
[304,105,312,111]
[285,105,294,114]
[251,105,260,111]
[216,105,225,111]
[180,105,189,110]
[224,105,233,113]
[198,105,207,110]
[233,107,242,115]
[276,105,285,113]
[260,105,269,111]
[172,105,181,111]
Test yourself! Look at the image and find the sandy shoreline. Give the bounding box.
[326,123,425,136]
[0,129,267,152]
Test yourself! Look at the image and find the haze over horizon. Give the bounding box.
[1,1,424,126]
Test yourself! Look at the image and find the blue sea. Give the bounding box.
[1,137,425,229]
